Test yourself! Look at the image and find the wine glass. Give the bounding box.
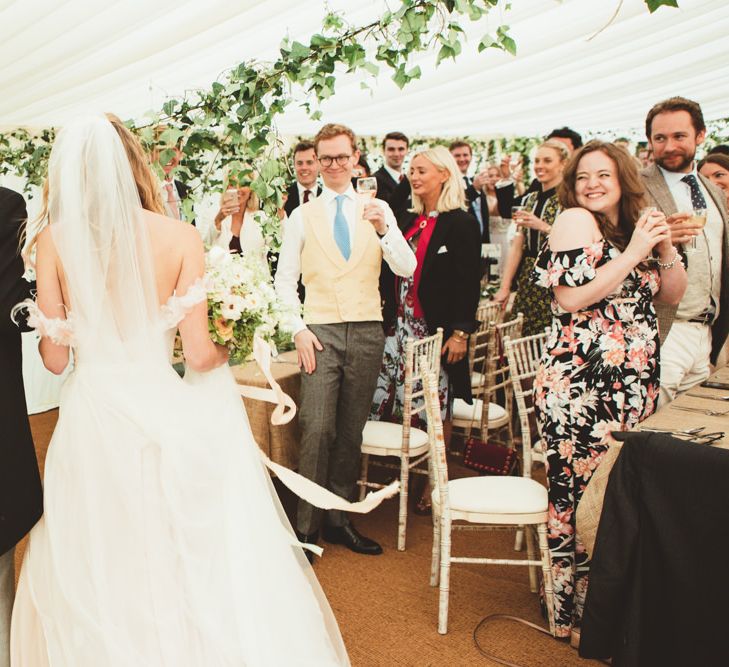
[356,177,378,200]
[511,205,527,225]
[688,208,707,251]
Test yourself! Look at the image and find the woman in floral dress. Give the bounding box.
[372,146,481,427]
[532,141,687,639]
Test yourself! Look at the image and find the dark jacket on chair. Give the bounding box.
[380,207,480,401]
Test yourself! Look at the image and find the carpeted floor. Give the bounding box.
[17,409,604,667]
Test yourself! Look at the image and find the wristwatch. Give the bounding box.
[452,329,468,341]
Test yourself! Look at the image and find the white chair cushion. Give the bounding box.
[435,476,547,515]
[361,420,429,452]
[471,372,485,388]
[452,398,506,423]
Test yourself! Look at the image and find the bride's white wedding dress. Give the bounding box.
[9,117,358,666]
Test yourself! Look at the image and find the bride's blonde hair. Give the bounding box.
[23,114,164,266]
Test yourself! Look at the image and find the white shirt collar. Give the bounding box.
[320,183,356,204]
[383,164,403,183]
[658,162,699,187]
[297,180,317,195]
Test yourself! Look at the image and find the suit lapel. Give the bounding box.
[642,164,677,216]
[422,212,449,277]
[346,200,370,269]
[308,198,349,271]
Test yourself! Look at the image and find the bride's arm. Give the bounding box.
[36,229,70,375]
[176,228,229,372]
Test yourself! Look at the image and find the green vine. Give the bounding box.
[0,0,682,249]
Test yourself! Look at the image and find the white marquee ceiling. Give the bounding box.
[0,0,727,137]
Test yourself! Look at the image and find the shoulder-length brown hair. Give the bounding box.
[558,140,646,252]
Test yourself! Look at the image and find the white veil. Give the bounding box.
[47,114,160,360]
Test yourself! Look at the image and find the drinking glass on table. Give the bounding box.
[688,208,707,251]
[356,177,378,200]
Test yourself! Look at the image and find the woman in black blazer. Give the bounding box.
[371,146,481,492]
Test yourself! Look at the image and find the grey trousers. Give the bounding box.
[296,322,385,534]
[0,548,14,667]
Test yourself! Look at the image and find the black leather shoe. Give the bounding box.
[322,523,383,555]
[295,529,319,564]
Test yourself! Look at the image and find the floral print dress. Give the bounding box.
[532,239,661,638]
[370,262,449,429]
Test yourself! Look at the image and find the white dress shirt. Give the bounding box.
[275,184,417,335]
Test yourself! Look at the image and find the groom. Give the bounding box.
[275,124,416,557]
[0,187,43,665]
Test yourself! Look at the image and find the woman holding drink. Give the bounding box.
[493,140,569,335]
[532,141,686,639]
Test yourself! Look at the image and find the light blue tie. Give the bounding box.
[333,194,351,260]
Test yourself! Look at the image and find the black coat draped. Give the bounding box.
[380,207,481,401]
[0,187,43,556]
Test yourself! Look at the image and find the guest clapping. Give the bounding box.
[373,146,480,436]
[493,140,569,335]
[532,141,686,639]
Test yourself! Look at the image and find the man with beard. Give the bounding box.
[641,97,729,405]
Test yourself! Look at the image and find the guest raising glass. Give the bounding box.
[532,141,686,639]
[493,140,569,335]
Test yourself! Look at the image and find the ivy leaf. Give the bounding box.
[645,0,679,12]
[501,35,517,55]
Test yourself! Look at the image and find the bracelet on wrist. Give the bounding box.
[656,247,680,270]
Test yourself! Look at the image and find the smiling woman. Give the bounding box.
[699,153,729,203]
[493,139,569,335]
[531,140,687,639]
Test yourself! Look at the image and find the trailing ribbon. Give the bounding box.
[239,335,400,556]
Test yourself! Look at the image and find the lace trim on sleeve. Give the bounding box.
[533,240,605,289]
[11,299,75,346]
[160,276,209,329]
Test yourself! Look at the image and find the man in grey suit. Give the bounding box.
[641,97,729,405]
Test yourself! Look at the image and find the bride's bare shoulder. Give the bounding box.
[142,210,201,249]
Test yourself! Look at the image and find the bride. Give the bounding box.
[10,115,353,665]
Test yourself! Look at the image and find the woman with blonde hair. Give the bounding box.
[371,144,480,451]
[493,139,570,335]
[11,115,354,665]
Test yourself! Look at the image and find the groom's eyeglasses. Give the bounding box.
[318,155,351,167]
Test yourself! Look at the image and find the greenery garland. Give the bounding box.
[0,0,688,250]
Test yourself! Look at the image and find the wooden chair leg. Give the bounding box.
[525,524,537,593]
[397,456,409,551]
[430,507,440,587]
[358,453,369,501]
[537,522,556,636]
[437,516,451,634]
[514,526,524,551]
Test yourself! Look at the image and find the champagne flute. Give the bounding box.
[688,208,707,251]
[356,177,378,200]
[511,204,527,226]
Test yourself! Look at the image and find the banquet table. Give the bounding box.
[230,349,301,469]
[635,364,729,449]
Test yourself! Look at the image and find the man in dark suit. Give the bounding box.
[373,131,411,213]
[449,140,490,243]
[0,187,43,664]
[640,96,729,405]
[283,141,322,218]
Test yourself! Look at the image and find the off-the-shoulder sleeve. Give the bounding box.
[11,299,75,346]
[533,240,605,288]
[160,276,209,329]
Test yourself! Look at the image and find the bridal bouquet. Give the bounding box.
[204,246,290,364]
